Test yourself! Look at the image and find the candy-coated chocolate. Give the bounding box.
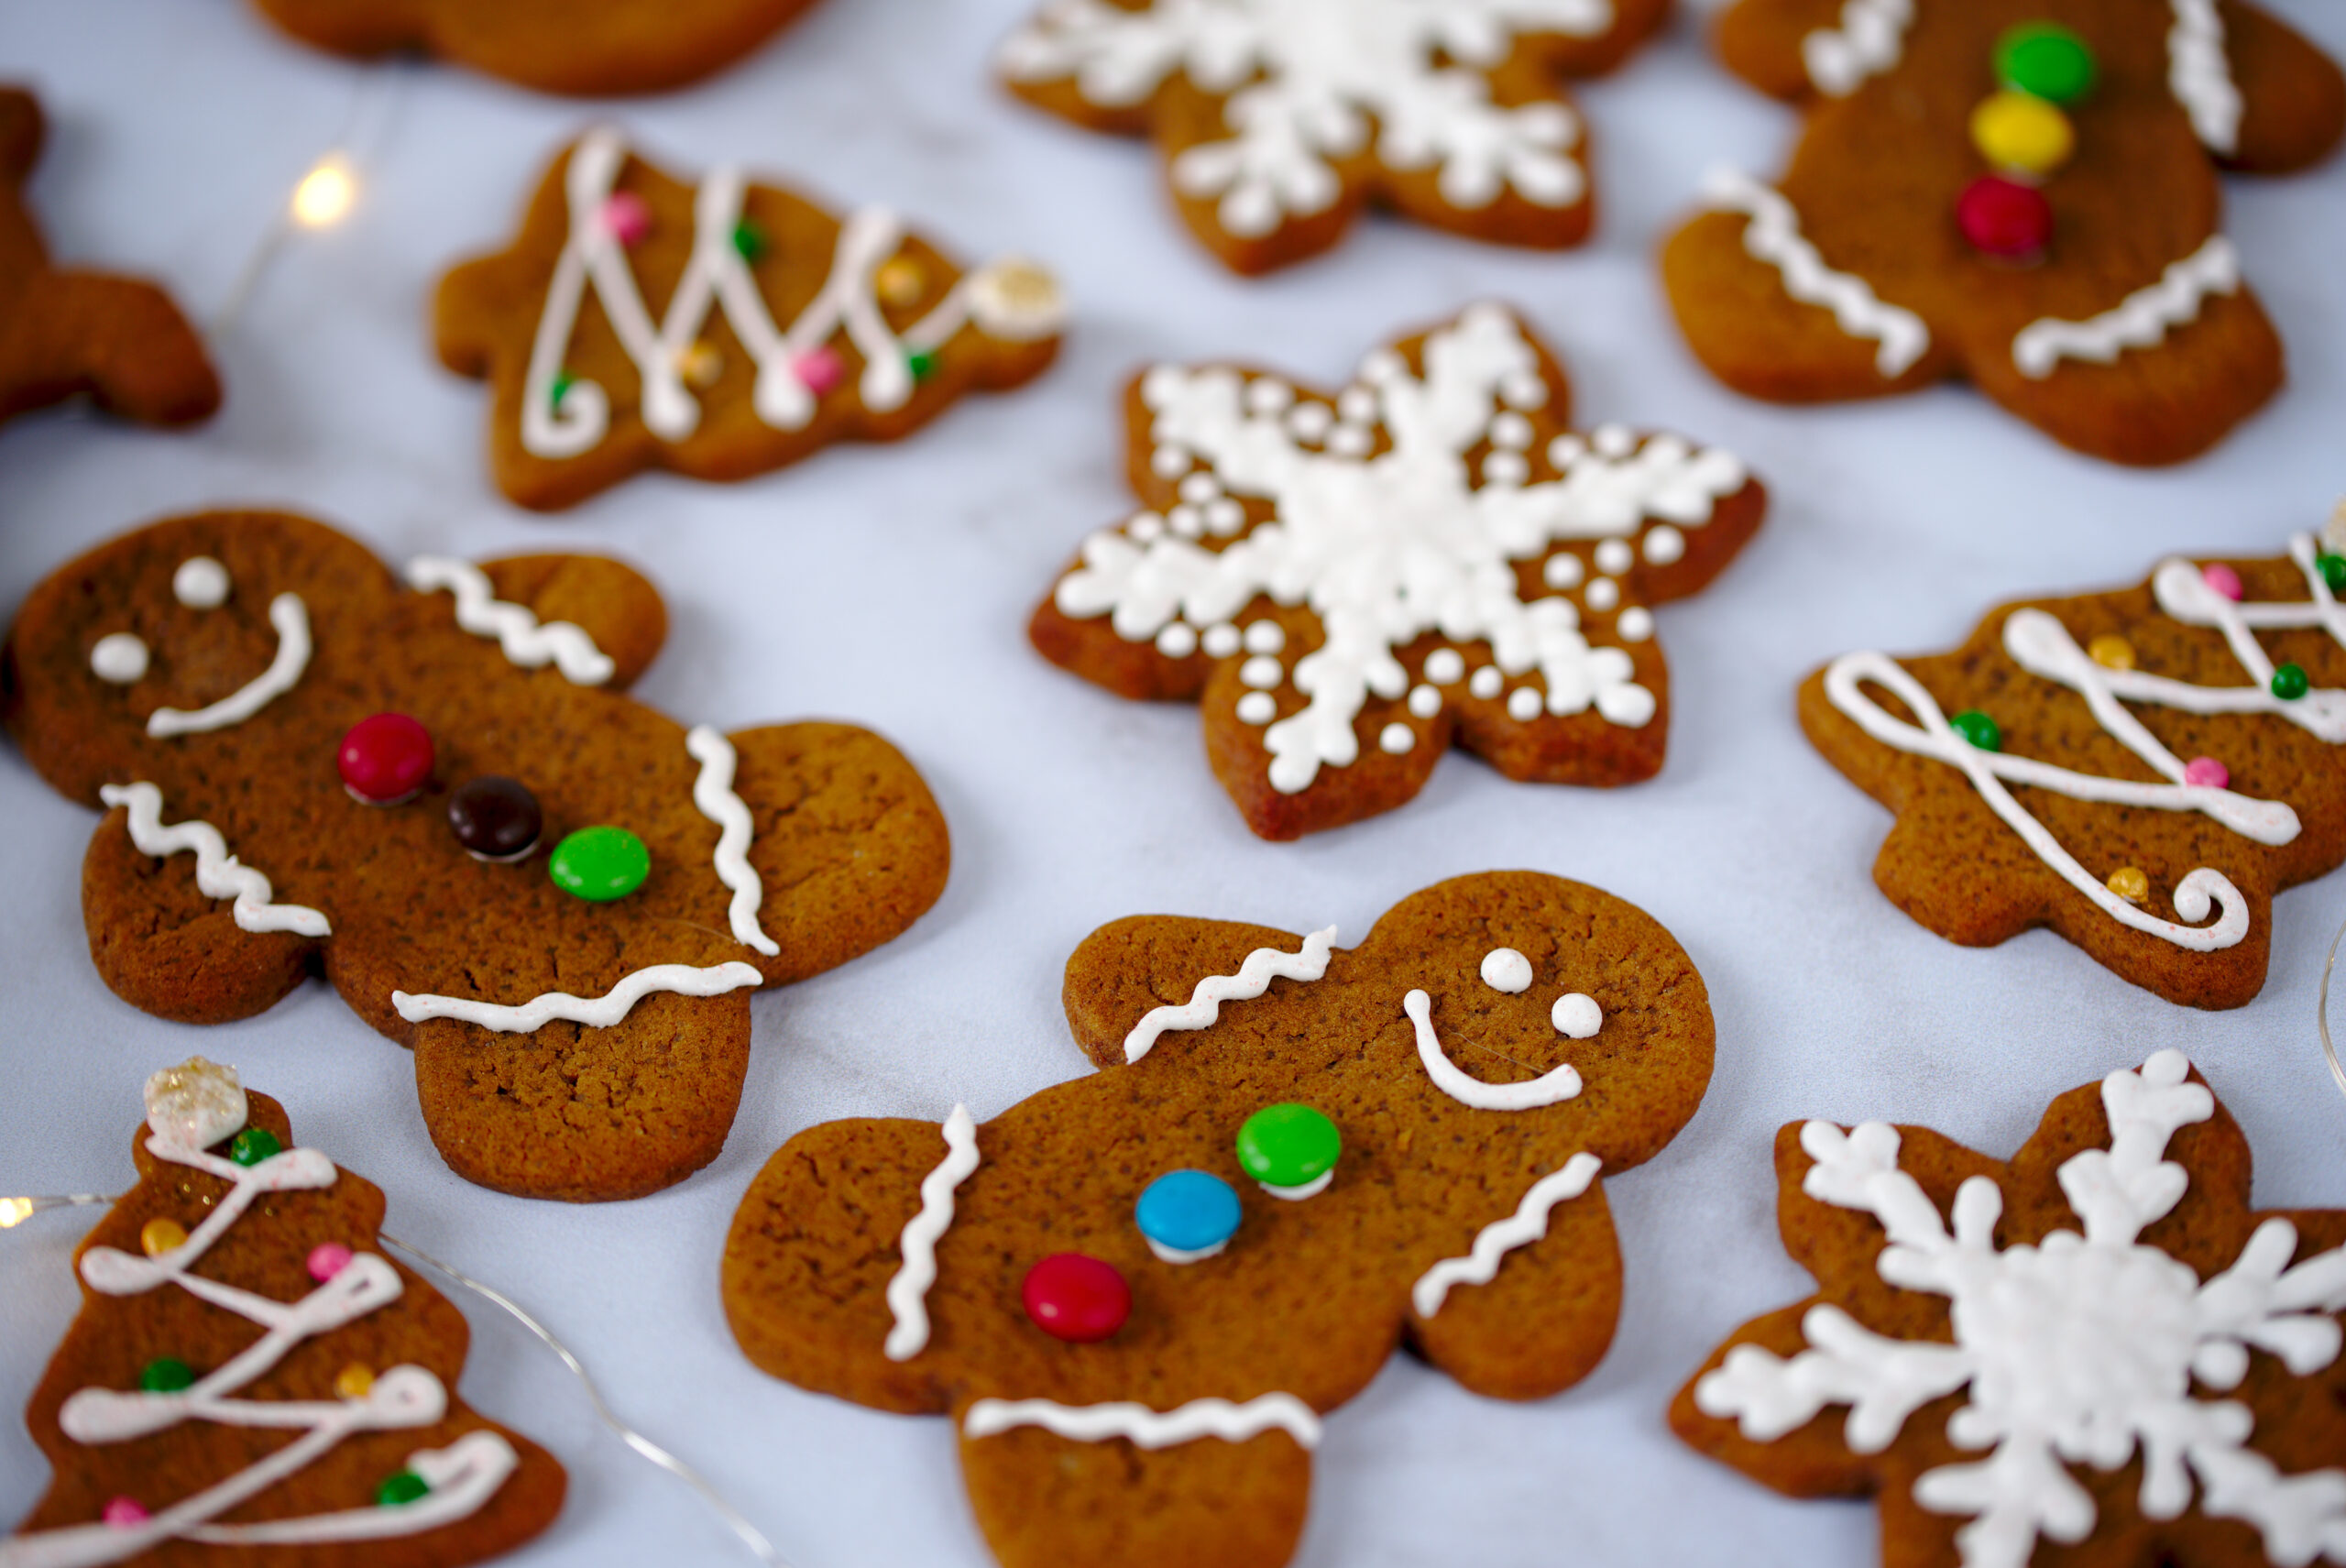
[338,713,435,806]
[448,775,543,862]
[1970,90,2074,179]
[1021,1253,1131,1343]
[138,1217,186,1257]
[548,825,650,901]
[307,1243,355,1282]
[2106,865,2151,904]
[139,1357,195,1393]
[1949,710,2002,752]
[2087,633,2135,671]
[228,1126,281,1167]
[376,1471,431,1507]
[1235,1103,1341,1195]
[2272,663,2310,701]
[1135,1169,1243,1260]
[1956,175,2053,260]
[1994,22,2098,104]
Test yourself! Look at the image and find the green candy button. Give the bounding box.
[1995,22,2097,104]
[140,1357,195,1393]
[1950,710,2002,753]
[228,1127,280,1168]
[1236,1104,1341,1195]
[2320,554,2346,594]
[377,1471,431,1508]
[549,826,651,902]
[2272,663,2311,701]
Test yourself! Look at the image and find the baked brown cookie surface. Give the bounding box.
[1663,0,2345,466]
[0,88,219,433]
[1,510,950,1201]
[725,871,1715,1568]
[248,0,820,96]
[1030,303,1765,840]
[8,1059,565,1565]
[1672,1048,2346,1568]
[436,127,1066,511]
[1800,525,2346,1008]
[995,0,1671,274]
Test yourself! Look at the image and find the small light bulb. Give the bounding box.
[291,158,356,228]
[0,1198,33,1230]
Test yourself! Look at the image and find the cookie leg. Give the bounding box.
[1406,1174,1622,1402]
[0,272,222,426]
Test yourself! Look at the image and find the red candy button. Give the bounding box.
[1021,1253,1130,1343]
[338,713,434,806]
[1957,175,2052,261]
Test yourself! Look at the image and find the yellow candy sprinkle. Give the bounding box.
[2106,866,2150,905]
[678,341,723,389]
[2088,633,2136,671]
[334,1363,375,1399]
[138,1217,187,1257]
[875,256,926,307]
[1970,90,2075,179]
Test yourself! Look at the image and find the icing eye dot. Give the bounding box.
[89,632,149,685]
[1551,993,1602,1039]
[1480,948,1533,993]
[172,556,230,609]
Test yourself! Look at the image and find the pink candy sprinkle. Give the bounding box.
[599,192,652,246]
[306,1243,355,1282]
[2184,756,2230,790]
[2201,563,2244,601]
[794,347,845,395]
[103,1497,148,1530]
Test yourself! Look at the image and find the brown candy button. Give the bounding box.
[447,776,543,862]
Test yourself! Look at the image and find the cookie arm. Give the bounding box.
[473,553,669,688]
[1059,914,1317,1070]
[0,269,221,427]
[1406,1173,1622,1401]
[1710,0,1856,100]
[2223,0,2346,173]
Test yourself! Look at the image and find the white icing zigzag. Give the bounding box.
[685,725,780,957]
[883,1105,981,1362]
[1411,1151,1601,1316]
[1801,0,1913,97]
[392,960,764,1033]
[405,556,616,686]
[1701,169,1930,378]
[2167,0,2242,155]
[145,593,312,739]
[1124,927,1336,1062]
[2012,236,2240,380]
[963,1393,1323,1452]
[99,783,330,938]
[1402,988,1585,1111]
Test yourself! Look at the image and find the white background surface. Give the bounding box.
[2,2,2344,1564]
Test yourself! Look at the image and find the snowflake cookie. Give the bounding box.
[4,1059,566,1566]
[1674,1047,2346,1568]
[724,872,1715,1568]
[1030,302,1766,839]
[995,0,1671,273]
[1801,525,2346,1009]
[436,126,1067,510]
[1663,0,2345,465]
[0,510,948,1201]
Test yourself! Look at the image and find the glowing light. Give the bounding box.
[291,157,356,228]
[0,1198,33,1229]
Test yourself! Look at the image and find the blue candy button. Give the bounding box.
[1135,1169,1242,1264]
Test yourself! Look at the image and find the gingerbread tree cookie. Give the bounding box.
[1801,524,2346,1008]
[994,0,1670,273]
[1673,1048,2346,1568]
[724,871,1715,1568]
[5,1058,565,1566]
[1662,0,2346,466]
[436,127,1067,511]
[0,88,219,433]
[0,510,949,1201]
[1029,303,1766,839]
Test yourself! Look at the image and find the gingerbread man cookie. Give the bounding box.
[436,127,1067,511]
[1,510,949,1201]
[247,0,821,97]
[1801,521,2346,1008]
[5,1058,565,1567]
[724,871,1715,1568]
[1673,1047,2346,1568]
[1663,1,2346,466]
[1029,303,1766,839]
[995,0,1670,274]
[0,88,219,434]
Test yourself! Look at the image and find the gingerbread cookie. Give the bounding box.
[0,510,949,1201]
[724,871,1715,1568]
[995,0,1670,274]
[1800,522,2346,1008]
[5,1058,565,1566]
[436,127,1066,511]
[0,88,219,433]
[247,0,820,97]
[1672,1047,2346,1568]
[1663,1,2346,466]
[1029,303,1765,839]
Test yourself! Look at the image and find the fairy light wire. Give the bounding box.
[2320,909,2346,1108]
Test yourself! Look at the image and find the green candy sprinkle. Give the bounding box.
[550,372,575,411]
[228,1127,280,1168]
[1949,710,2002,752]
[2272,663,2311,701]
[376,1471,431,1508]
[549,826,651,902]
[1995,22,2097,104]
[2319,554,2346,594]
[907,349,938,381]
[731,221,764,261]
[1235,1103,1341,1193]
[139,1357,195,1393]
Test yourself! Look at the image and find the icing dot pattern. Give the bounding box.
[172,556,230,609]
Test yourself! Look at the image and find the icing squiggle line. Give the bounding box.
[963,1394,1322,1451]
[392,959,764,1033]
[1411,1151,1602,1317]
[1402,989,1584,1111]
[405,556,616,685]
[1702,169,1929,378]
[2012,236,2239,380]
[2149,535,2346,734]
[1823,651,2250,951]
[685,725,779,957]
[2167,0,2242,155]
[883,1105,979,1362]
[98,783,330,938]
[1124,927,1336,1062]
[1801,0,1913,97]
[145,593,311,739]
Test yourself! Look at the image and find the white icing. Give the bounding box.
[99,783,329,938]
[1694,1049,2346,1568]
[999,0,1607,237]
[391,959,763,1033]
[685,726,779,957]
[1260,1169,1333,1201]
[1800,0,1912,96]
[1403,988,1583,1111]
[1146,1237,1229,1264]
[1124,927,1336,1062]
[405,556,616,685]
[1551,992,1601,1038]
[88,633,148,685]
[171,556,229,609]
[963,1393,1322,1451]
[1701,169,1929,378]
[2167,0,2242,155]
[1480,948,1533,993]
[883,1105,980,1362]
[145,593,310,739]
[1055,305,1746,794]
[1411,1151,1600,1316]
[143,1058,247,1150]
[2012,237,2240,380]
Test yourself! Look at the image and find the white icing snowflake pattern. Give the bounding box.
[1694,1050,2346,1568]
[998,0,1614,239]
